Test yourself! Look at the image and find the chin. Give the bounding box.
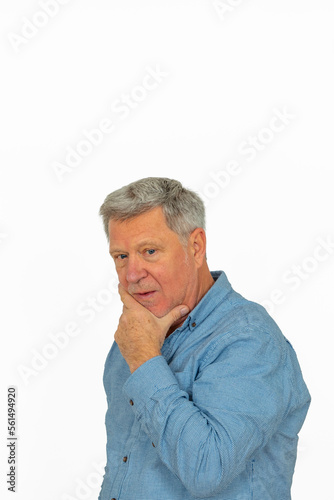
[144,303,169,318]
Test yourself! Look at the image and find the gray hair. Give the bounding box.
[99,177,205,245]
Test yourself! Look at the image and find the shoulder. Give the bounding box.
[201,296,288,368]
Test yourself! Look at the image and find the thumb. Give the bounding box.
[162,304,190,328]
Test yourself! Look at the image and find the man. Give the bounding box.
[98,177,310,500]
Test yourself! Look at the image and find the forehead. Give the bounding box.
[108,207,178,250]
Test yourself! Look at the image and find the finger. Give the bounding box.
[118,283,142,309]
[118,283,132,304]
[162,305,189,329]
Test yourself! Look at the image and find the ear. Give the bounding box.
[189,228,207,267]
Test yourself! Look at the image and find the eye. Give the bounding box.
[146,249,156,255]
[116,254,127,260]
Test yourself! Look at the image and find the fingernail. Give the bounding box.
[180,307,189,316]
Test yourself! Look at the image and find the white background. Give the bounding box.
[1,1,333,499]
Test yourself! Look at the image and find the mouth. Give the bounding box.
[133,291,157,300]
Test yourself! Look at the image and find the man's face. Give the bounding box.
[108,207,197,318]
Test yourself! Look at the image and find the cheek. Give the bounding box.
[159,277,185,305]
[157,257,190,293]
[153,267,173,292]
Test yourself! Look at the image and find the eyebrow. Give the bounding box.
[109,239,164,255]
[109,249,125,255]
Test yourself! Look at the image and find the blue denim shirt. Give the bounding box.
[98,271,311,500]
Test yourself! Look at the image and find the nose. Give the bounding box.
[125,255,148,284]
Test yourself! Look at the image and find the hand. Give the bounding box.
[114,284,189,373]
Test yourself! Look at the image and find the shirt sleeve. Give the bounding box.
[123,328,290,497]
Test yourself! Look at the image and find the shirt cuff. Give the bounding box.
[122,355,179,413]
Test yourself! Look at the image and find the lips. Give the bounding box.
[133,291,157,300]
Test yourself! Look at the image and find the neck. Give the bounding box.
[166,264,214,337]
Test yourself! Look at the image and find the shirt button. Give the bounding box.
[191,322,196,327]
[152,442,155,447]
[129,399,134,406]
[123,456,128,462]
